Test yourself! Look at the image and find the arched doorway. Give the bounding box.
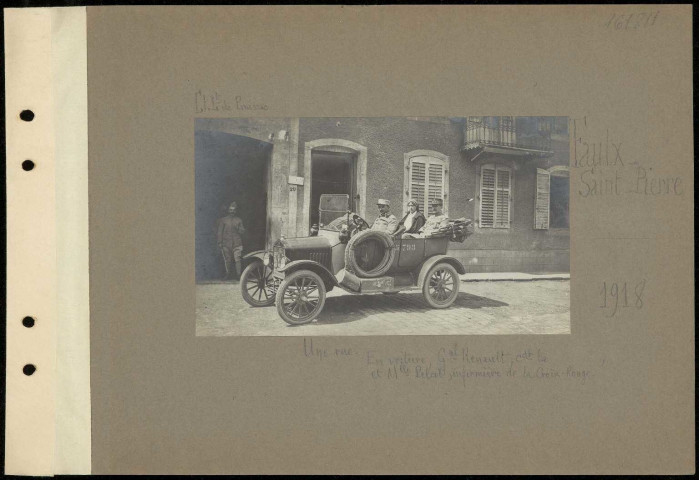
[195,130,272,281]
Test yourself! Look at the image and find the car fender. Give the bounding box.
[277,260,339,290]
[416,255,466,288]
[243,250,267,261]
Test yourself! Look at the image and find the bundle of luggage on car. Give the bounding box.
[424,217,474,243]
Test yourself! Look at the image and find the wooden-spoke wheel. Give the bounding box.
[240,261,276,307]
[275,270,326,325]
[423,263,460,308]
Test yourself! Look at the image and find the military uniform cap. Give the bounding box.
[377,199,390,206]
[430,198,443,206]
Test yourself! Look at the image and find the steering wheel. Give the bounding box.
[351,213,371,232]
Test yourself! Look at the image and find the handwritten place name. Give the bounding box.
[578,167,683,197]
[572,117,683,198]
[304,337,357,360]
[195,90,269,113]
[604,11,660,31]
[302,339,595,386]
[572,123,623,171]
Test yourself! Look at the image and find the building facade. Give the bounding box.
[195,117,570,281]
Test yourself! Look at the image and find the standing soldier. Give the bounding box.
[217,201,245,280]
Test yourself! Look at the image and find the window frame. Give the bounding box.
[548,166,570,231]
[534,165,570,231]
[403,150,449,216]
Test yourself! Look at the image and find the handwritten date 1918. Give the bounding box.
[605,11,659,31]
[600,279,646,317]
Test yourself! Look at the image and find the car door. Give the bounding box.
[397,238,425,268]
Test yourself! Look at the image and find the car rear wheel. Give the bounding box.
[275,270,326,325]
[240,261,276,307]
[422,262,460,308]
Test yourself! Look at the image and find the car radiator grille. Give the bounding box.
[309,251,329,266]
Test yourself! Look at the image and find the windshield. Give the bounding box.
[319,194,349,231]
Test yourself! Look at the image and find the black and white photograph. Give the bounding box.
[195,116,570,336]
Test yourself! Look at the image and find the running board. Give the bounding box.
[338,270,415,293]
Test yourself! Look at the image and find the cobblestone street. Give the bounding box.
[196,279,570,336]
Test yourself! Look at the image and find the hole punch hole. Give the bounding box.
[22,160,35,171]
[22,316,35,328]
[23,364,37,376]
[19,110,35,122]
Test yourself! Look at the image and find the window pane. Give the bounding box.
[553,116,568,135]
[549,175,569,228]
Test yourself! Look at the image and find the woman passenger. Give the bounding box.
[394,199,426,237]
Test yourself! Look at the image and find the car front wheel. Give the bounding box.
[240,261,276,307]
[275,270,326,325]
[422,262,460,308]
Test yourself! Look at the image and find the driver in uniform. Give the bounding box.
[371,199,398,235]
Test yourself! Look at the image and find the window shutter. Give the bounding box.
[427,163,444,213]
[479,166,496,228]
[495,167,511,228]
[480,165,512,228]
[409,157,446,214]
[535,168,550,229]
[409,159,426,212]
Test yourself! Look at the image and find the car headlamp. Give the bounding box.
[263,252,271,266]
[273,245,286,269]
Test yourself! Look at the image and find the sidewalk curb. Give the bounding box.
[460,274,570,282]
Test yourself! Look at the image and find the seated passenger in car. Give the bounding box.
[393,199,426,237]
[403,198,449,238]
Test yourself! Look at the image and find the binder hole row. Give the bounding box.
[20,109,35,122]
[20,110,37,377]
[20,110,36,170]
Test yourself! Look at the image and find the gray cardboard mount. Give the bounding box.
[87,5,694,474]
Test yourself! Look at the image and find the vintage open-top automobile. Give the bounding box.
[240,194,472,325]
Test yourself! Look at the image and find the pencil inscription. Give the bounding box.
[195,90,269,113]
[604,11,660,31]
[303,339,595,386]
[572,117,683,197]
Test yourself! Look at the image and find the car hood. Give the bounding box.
[277,236,332,250]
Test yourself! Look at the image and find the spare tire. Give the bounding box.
[345,229,396,278]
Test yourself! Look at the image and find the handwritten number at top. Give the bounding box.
[605,11,659,30]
